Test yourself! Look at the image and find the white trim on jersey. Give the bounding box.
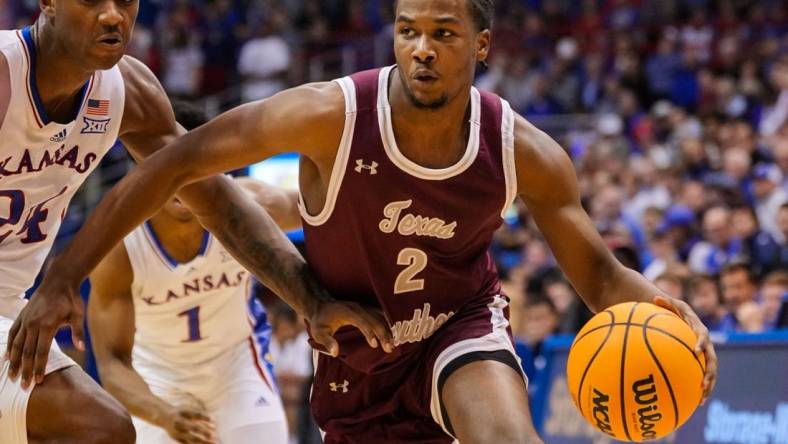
[377,65,481,181]
[500,98,517,218]
[428,295,527,438]
[298,76,357,226]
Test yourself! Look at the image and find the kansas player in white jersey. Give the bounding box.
[1,2,391,443]
[89,177,297,444]
[0,14,136,444]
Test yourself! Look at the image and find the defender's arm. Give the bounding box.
[88,242,216,443]
[236,177,301,232]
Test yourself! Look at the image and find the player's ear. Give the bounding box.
[39,0,56,18]
[475,29,490,65]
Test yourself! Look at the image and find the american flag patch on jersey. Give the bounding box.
[86,99,110,116]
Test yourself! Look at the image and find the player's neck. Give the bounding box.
[147,216,207,263]
[389,71,471,168]
[32,22,94,121]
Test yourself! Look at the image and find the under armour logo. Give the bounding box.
[329,380,350,393]
[354,159,378,175]
[81,116,111,134]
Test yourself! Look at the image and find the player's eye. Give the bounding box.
[436,29,454,38]
[399,27,416,38]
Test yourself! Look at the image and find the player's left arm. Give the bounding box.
[512,114,717,401]
[116,56,310,298]
[235,177,301,232]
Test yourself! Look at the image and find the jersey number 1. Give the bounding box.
[178,306,204,342]
[394,248,427,294]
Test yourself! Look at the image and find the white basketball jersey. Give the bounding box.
[124,222,270,367]
[0,27,125,316]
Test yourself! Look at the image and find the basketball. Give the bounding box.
[566,302,706,442]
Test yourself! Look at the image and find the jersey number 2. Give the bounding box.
[394,248,427,294]
[178,306,204,342]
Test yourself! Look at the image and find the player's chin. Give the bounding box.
[410,93,448,110]
[88,47,126,70]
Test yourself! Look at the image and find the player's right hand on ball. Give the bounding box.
[308,299,394,356]
[5,277,85,389]
[164,408,217,444]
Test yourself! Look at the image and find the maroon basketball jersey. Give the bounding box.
[300,66,517,363]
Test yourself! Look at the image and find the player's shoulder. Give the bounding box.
[118,55,162,96]
[512,113,567,164]
[259,81,346,151]
[511,111,576,198]
[273,81,345,121]
[117,55,173,132]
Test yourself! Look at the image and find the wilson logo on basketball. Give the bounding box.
[632,374,662,440]
[591,388,615,436]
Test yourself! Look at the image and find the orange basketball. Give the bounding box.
[566,302,705,442]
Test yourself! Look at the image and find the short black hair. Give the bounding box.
[720,261,755,284]
[170,99,208,131]
[467,0,494,31]
[396,0,494,31]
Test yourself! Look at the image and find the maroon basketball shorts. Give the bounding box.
[310,294,528,443]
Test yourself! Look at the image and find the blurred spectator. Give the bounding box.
[644,231,676,280]
[515,295,559,383]
[238,11,292,103]
[161,25,203,99]
[542,273,594,334]
[655,204,699,264]
[654,271,687,301]
[720,262,760,316]
[623,157,671,223]
[730,203,782,277]
[199,0,242,95]
[0,0,12,30]
[523,73,564,117]
[760,56,788,138]
[269,302,312,444]
[780,203,788,265]
[736,301,765,333]
[681,7,714,64]
[645,35,681,101]
[772,138,788,184]
[591,182,646,253]
[687,274,736,332]
[689,206,743,275]
[752,163,788,243]
[761,271,788,330]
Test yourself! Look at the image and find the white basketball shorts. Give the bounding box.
[132,336,287,444]
[0,314,77,444]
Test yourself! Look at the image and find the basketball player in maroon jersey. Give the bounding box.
[13,0,718,442]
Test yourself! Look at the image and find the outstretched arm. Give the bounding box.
[88,243,216,444]
[512,113,717,401]
[7,57,392,387]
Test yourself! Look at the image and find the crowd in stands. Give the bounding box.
[5,0,788,441]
